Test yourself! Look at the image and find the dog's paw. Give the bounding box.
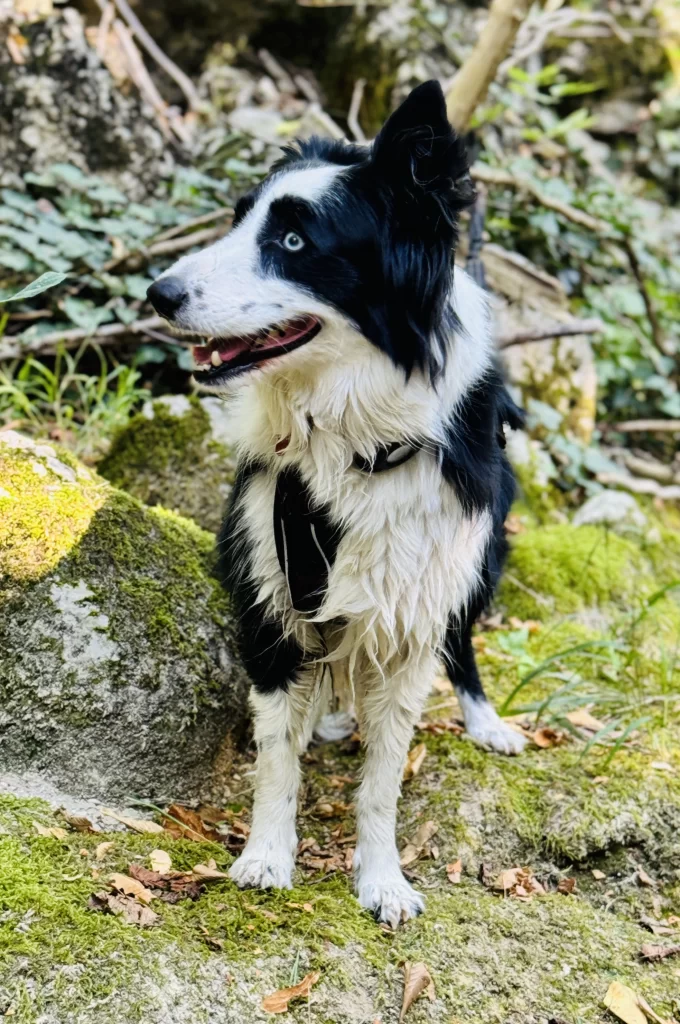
[357,878,425,928]
[314,710,358,743]
[467,717,528,755]
[229,847,294,890]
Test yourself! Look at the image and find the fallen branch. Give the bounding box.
[607,419,680,433]
[498,318,604,349]
[596,472,680,500]
[0,316,165,361]
[446,0,533,131]
[471,165,609,235]
[347,78,367,142]
[621,453,679,485]
[112,0,202,111]
[102,220,231,272]
[151,207,234,245]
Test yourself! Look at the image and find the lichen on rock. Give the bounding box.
[98,395,236,534]
[0,431,249,802]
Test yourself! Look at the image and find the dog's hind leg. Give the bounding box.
[353,654,434,927]
[444,622,527,755]
[229,670,318,890]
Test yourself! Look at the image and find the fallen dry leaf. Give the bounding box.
[650,761,674,772]
[149,849,172,875]
[246,903,278,922]
[641,943,680,961]
[59,813,98,834]
[532,726,568,749]
[400,962,435,1022]
[640,916,678,936]
[603,981,647,1024]
[89,891,158,928]
[310,800,352,819]
[33,822,68,840]
[566,708,605,732]
[507,616,541,633]
[164,804,218,842]
[109,873,154,905]
[592,869,606,880]
[637,867,657,887]
[557,877,576,895]
[95,841,114,861]
[127,863,166,888]
[403,743,427,781]
[100,809,165,834]
[193,859,229,880]
[446,859,462,884]
[399,820,438,868]
[492,866,546,900]
[262,971,320,1014]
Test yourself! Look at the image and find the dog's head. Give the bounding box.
[147,80,474,389]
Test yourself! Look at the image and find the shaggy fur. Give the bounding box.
[147,80,526,927]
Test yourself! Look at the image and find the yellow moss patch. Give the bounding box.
[0,445,108,582]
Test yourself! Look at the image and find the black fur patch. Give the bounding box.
[249,80,475,378]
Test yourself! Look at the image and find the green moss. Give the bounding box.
[500,524,651,620]
[99,398,235,533]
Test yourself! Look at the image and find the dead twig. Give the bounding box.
[498,318,604,349]
[471,165,609,234]
[347,78,367,142]
[95,1,115,57]
[607,419,680,433]
[258,48,297,94]
[102,220,231,272]
[621,238,669,356]
[151,207,233,245]
[446,0,533,131]
[112,0,202,111]
[0,316,165,361]
[500,8,632,78]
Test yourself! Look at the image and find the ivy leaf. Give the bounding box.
[0,271,69,303]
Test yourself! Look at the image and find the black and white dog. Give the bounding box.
[147,80,526,927]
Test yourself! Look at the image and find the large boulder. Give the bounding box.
[0,431,250,802]
[98,395,237,535]
[0,8,175,199]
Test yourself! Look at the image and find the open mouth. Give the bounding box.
[191,315,322,385]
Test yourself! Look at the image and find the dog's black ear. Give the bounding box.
[371,80,472,210]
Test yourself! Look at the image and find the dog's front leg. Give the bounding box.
[353,661,434,927]
[230,675,315,890]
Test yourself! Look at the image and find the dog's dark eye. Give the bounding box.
[282,231,305,252]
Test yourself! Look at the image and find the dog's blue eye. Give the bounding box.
[283,232,305,252]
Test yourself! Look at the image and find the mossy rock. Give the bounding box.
[0,431,249,802]
[99,395,236,534]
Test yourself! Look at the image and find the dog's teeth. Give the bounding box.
[210,349,222,368]
[205,336,214,344]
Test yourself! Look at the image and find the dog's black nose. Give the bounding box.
[146,276,187,320]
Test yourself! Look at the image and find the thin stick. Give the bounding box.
[498,318,604,348]
[152,206,233,244]
[95,1,115,56]
[347,78,367,142]
[112,0,202,111]
[621,238,668,355]
[607,419,680,433]
[102,221,231,272]
[472,165,608,234]
[0,316,165,361]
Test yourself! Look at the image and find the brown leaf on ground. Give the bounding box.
[399,820,438,868]
[246,903,279,922]
[310,800,353,819]
[592,869,606,880]
[637,867,657,887]
[641,943,680,961]
[603,981,647,1024]
[95,841,114,861]
[127,863,166,888]
[566,708,606,732]
[492,866,546,900]
[89,891,158,928]
[59,812,98,833]
[403,743,427,781]
[100,809,165,834]
[446,859,462,884]
[109,873,154,905]
[557,877,577,895]
[262,971,320,1014]
[417,720,464,737]
[164,804,218,842]
[400,962,435,1022]
[532,726,568,749]
[192,859,229,880]
[149,849,172,875]
[507,616,541,633]
[33,822,68,840]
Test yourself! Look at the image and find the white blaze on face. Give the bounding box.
[160,163,346,340]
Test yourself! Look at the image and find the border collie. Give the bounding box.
[147,80,526,927]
